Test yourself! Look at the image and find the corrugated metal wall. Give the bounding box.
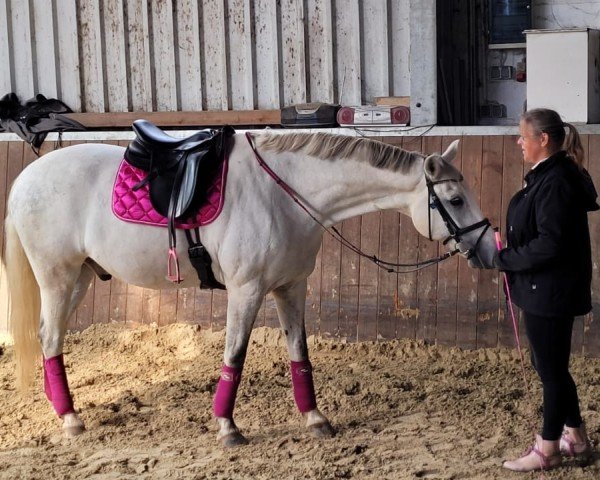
[0,0,411,112]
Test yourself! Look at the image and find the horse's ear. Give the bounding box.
[424,155,444,180]
[441,140,460,164]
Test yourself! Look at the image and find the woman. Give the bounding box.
[495,108,596,472]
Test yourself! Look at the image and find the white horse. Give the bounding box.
[4,131,497,446]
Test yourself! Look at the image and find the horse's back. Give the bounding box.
[11,142,121,200]
[11,143,123,194]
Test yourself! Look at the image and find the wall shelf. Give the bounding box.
[488,42,526,49]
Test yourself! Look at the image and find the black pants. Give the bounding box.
[524,312,583,440]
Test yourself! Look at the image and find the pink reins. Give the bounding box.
[495,231,530,387]
[245,132,460,273]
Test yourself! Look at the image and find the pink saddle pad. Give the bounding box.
[112,157,228,229]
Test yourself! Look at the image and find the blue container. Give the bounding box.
[489,0,531,45]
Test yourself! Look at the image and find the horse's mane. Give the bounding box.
[256,132,424,173]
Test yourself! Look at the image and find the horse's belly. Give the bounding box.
[86,219,203,289]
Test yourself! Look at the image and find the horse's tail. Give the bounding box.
[4,214,41,391]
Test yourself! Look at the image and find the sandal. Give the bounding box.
[503,435,562,472]
[560,428,593,460]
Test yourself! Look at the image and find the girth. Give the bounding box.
[124,120,233,288]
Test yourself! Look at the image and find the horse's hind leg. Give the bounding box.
[39,264,93,437]
[214,284,263,447]
[272,280,335,438]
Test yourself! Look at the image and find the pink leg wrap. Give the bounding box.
[44,355,75,417]
[213,364,242,419]
[43,364,52,401]
[290,360,317,413]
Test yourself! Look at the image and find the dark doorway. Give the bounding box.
[437,0,485,125]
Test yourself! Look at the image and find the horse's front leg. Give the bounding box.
[214,285,263,447]
[273,280,335,438]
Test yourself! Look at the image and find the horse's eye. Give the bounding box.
[449,197,464,207]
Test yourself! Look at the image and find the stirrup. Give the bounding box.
[167,247,183,283]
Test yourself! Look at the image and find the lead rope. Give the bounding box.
[495,230,548,479]
[245,132,459,273]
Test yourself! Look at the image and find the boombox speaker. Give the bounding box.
[337,106,410,126]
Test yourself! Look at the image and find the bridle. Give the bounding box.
[426,177,491,261]
[246,132,491,273]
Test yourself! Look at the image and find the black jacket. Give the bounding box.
[495,151,599,317]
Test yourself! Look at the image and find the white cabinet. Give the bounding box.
[525,28,600,124]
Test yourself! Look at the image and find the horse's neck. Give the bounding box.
[269,150,424,227]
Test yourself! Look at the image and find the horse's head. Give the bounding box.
[410,140,497,269]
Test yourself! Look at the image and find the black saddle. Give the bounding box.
[124,120,234,286]
[127,120,217,156]
[126,120,232,219]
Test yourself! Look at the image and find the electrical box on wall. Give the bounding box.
[490,66,514,80]
[525,28,600,124]
[480,103,507,118]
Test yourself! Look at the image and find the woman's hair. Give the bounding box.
[521,108,584,168]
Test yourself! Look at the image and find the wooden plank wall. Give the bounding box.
[0,0,411,112]
[1,135,600,358]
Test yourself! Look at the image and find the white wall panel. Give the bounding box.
[104,0,128,111]
[32,0,57,98]
[409,0,436,125]
[10,0,34,99]
[176,0,203,111]
[334,0,361,105]
[1,0,424,113]
[533,1,600,30]
[151,0,177,111]
[361,0,389,102]
[202,0,229,110]
[307,0,334,103]
[253,0,280,108]
[227,0,254,109]
[56,0,81,112]
[0,0,12,94]
[390,0,410,96]
[79,1,105,111]
[127,0,153,111]
[281,0,306,105]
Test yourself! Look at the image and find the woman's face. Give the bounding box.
[517,120,548,164]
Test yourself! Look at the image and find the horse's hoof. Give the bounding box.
[220,431,249,448]
[310,421,336,438]
[63,424,86,438]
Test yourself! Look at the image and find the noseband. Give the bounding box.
[426,178,491,260]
